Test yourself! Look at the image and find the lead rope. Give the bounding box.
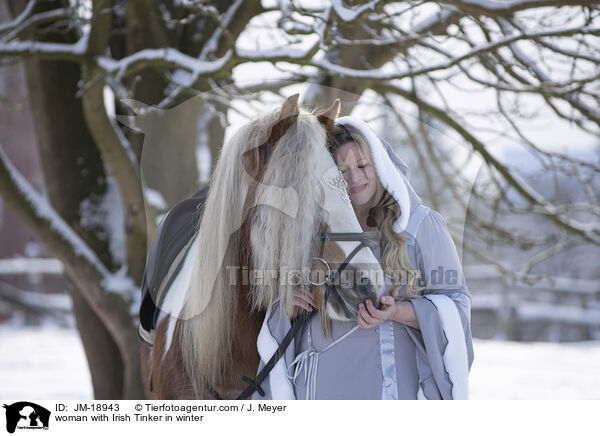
[287,323,360,400]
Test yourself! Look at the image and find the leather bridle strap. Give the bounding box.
[201,308,311,401]
[323,240,369,312]
[235,310,311,400]
[264,141,271,165]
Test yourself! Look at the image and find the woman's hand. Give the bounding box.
[291,291,317,318]
[357,296,397,329]
[358,296,420,330]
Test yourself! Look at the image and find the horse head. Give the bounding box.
[245,96,386,327]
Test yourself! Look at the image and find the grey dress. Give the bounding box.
[252,120,474,400]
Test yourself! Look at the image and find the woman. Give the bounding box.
[253,117,474,400]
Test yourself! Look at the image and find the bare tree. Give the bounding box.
[0,0,598,398]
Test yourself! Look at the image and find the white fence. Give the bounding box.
[465,265,600,341]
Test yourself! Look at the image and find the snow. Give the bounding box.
[199,0,243,59]
[469,339,600,400]
[0,0,36,33]
[78,186,126,266]
[1,147,137,303]
[100,266,139,317]
[0,147,109,277]
[1,325,599,400]
[236,46,314,60]
[100,176,126,266]
[0,258,63,275]
[0,286,72,313]
[0,32,88,57]
[0,326,93,400]
[144,187,168,211]
[97,47,232,81]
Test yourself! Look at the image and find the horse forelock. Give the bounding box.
[180,106,316,398]
[250,111,335,316]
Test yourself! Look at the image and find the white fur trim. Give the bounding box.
[256,306,296,399]
[337,117,411,232]
[427,294,469,399]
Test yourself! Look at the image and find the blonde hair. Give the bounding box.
[330,124,423,298]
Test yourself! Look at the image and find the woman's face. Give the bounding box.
[333,141,378,207]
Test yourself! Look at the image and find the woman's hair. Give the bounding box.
[329,124,422,297]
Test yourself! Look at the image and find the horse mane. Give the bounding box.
[250,110,333,315]
[180,106,332,397]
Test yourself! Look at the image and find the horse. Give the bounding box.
[140,94,386,399]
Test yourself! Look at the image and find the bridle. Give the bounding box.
[207,142,382,400]
[311,231,380,316]
[207,231,379,400]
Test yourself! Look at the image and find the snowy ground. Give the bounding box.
[469,339,600,399]
[0,326,93,400]
[1,326,599,400]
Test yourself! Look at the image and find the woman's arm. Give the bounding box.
[392,300,420,330]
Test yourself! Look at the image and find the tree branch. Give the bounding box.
[81,0,147,283]
[0,143,142,398]
[375,83,600,245]
[0,32,88,61]
[440,0,600,17]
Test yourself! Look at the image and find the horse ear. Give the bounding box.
[242,94,301,183]
[317,99,340,132]
[266,93,301,148]
[278,93,300,122]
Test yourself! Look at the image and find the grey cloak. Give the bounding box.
[252,117,474,400]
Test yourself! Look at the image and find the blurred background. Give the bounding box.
[0,0,599,400]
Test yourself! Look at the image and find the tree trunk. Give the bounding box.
[67,281,124,398]
[7,0,135,399]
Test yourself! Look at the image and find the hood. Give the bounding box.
[336,116,422,233]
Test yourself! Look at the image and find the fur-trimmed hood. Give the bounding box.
[336,116,422,233]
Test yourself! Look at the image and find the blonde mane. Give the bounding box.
[180,107,332,396]
[250,110,333,315]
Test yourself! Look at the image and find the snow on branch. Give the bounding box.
[440,0,598,16]
[0,8,72,42]
[0,144,137,301]
[199,0,243,59]
[331,0,381,23]
[0,32,88,62]
[95,47,233,81]
[375,83,600,245]
[310,24,599,81]
[0,0,36,34]
[235,43,319,63]
[0,146,108,276]
[497,18,600,124]
[0,258,63,275]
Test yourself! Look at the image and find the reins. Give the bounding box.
[202,231,377,400]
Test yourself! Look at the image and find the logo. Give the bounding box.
[3,402,50,433]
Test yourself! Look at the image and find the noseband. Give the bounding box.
[312,231,381,318]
